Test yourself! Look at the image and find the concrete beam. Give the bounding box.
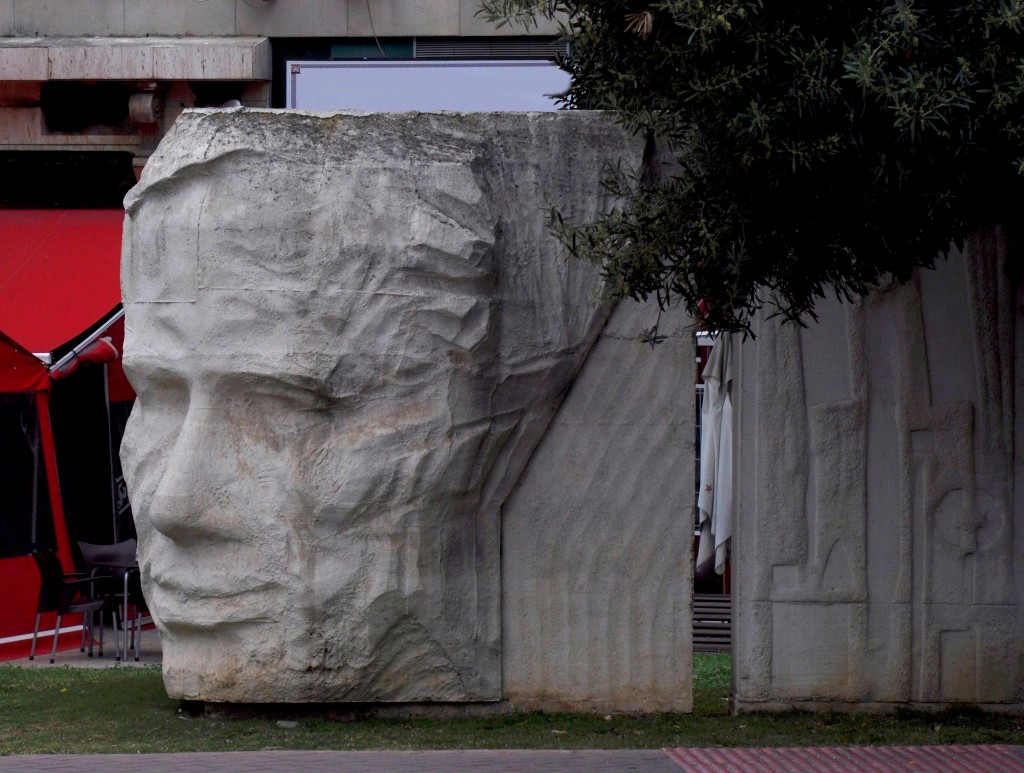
[0,37,271,81]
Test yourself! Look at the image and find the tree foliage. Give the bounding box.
[481,1,1024,335]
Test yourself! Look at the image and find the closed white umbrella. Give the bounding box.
[696,333,734,575]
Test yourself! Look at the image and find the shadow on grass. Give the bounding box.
[0,654,1020,754]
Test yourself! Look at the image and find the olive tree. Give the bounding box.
[482,1,1024,336]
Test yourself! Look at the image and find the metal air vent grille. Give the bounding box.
[414,37,567,60]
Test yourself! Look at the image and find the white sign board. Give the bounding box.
[287,60,570,111]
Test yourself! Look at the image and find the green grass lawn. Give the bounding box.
[0,655,1020,754]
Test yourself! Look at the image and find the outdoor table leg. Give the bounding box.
[92,559,139,662]
[120,569,129,662]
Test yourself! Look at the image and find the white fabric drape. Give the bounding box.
[696,333,734,576]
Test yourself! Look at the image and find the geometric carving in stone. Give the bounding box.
[732,228,1023,711]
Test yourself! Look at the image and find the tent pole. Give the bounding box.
[104,363,118,543]
[48,307,124,375]
[30,411,40,546]
[35,390,74,574]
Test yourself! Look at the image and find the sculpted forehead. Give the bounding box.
[123,285,494,408]
[124,158,495,303]
[127,290,348,356]
[124,294,341,386]
[126,290,370,373]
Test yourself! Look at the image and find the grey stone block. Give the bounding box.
[502,300,694,713]
[121,110,643,705]
[732,232,1024,711]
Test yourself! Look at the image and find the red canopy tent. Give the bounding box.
[1,210,125,353]
[0,209,133,660]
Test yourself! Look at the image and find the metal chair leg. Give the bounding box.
[118,572,129,662]
[134,607,142,661]
[50,614,62,664]
[114,607,122,662]
[29,613,41,660]
[86,612,95,658]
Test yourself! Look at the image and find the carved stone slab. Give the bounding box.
[732,230,1023,711]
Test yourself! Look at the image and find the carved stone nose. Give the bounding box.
[148,404,246,546]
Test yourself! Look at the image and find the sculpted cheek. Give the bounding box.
[119,375,189,539]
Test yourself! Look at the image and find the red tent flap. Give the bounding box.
[0,330,48,392]
[0,209,124,354]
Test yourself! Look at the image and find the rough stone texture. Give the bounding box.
[120,110,652,704]
[732,230,1024,711]
[502,299,694,713]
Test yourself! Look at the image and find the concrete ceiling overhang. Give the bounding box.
[0,37,271,81]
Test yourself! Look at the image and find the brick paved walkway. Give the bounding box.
[666,744,1024,771]
[1,746,1021,772]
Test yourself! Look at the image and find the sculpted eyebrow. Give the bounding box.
[228,370,331,396]
[123,356,188,380]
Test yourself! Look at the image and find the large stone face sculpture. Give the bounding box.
[120,110,640,703]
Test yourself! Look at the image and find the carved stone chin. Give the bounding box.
[120,110,640,703]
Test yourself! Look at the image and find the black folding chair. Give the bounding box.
[30,549,105,663]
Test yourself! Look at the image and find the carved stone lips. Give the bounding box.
[147,568,285,627]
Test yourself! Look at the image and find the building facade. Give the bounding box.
[0,0,562,200]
